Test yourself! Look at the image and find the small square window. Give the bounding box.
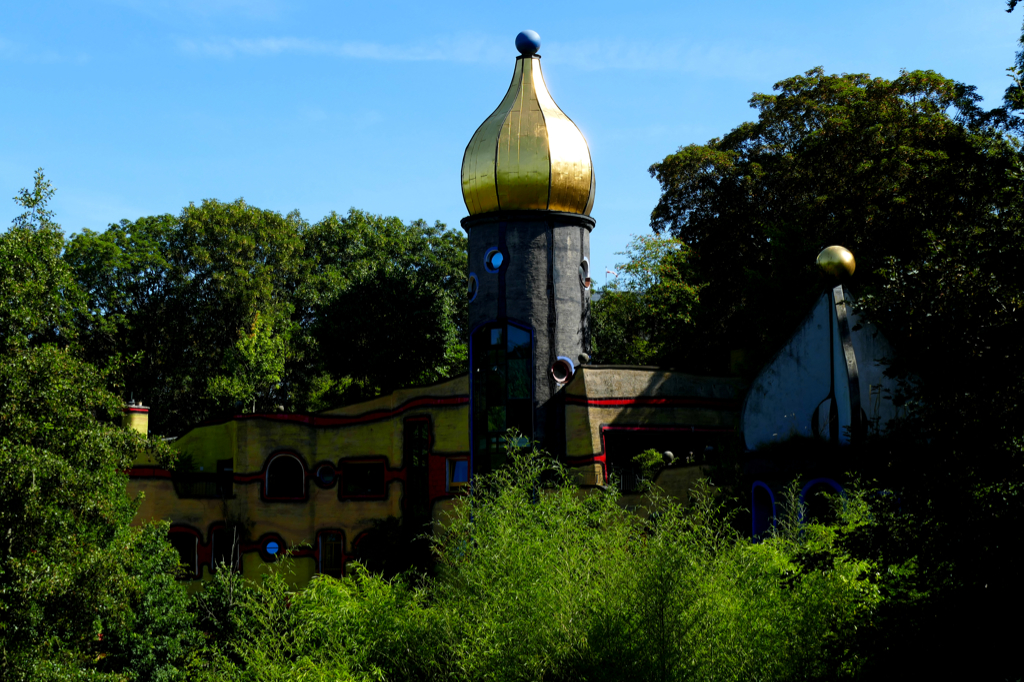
[447,459,469,491]
[341,462,386,498]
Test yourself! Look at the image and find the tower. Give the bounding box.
[462,30,596,470]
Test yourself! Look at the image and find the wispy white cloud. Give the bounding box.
[175,33,804,80]
[176,35,507,64]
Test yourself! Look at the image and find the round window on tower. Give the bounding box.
[484,248,504,273]
[550,356,575,384]
[468,273,479,303]
[579,258,591,289]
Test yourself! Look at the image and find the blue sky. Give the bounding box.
[2,1,1021,281]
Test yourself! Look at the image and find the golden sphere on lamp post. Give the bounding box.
[816,245,856,281]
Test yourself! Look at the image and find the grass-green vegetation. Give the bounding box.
[182,440,897,682]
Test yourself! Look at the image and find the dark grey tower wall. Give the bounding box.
[462,210,595,456]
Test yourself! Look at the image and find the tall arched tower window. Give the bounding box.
[472,322,533,474]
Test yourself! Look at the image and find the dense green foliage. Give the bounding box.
[66,203,468,435]
[643,68,1024,380]
[590,234,701,366]
[188,443,893,682]
[295,210,467,411]
[0,173,197,681]
[0,170,471,680]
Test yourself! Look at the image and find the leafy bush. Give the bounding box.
[195,439,892,682]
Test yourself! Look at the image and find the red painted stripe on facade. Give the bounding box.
[129,463,409,485]
[564,424,736,478]
[564,396,740,409]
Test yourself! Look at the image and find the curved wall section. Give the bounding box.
[741,288,904,450]
[464,210,594,456]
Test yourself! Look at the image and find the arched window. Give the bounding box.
[265,453,307,500]
[800,478,843,524]
[471,322,533,474]
[168,526,199,577]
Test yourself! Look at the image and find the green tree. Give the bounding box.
[0,171,197,680]
[1,169,85,351]
[66,200,306,434]
[207,310,288,413]
[67,203,468,428]
[649,68,1022,376]
[193,439,890,682]
[65,214,177,411]
[292,209,467,410]
[591,233,702,366]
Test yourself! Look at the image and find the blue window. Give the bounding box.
[448,459,469,491]
[484,247,504,272]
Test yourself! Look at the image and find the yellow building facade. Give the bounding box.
[129,377,471,586]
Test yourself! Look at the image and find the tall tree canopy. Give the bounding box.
[295,210,468,411]
[67,201,305,434]
[648,68,1024,393]
[590,234,701,366]
[66,202,467,435]
[0,172,196,680]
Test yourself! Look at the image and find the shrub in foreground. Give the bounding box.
[193,440,891,682]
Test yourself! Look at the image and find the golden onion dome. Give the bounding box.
[461,31,595,216]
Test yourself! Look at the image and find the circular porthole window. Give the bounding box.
[579,258,591,289]
[484,248,504,273]
[468,273,479,302]
[550,356,575,384]
[259,535,285,562]
[314,464,336,488]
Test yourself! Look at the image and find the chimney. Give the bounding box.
[123,400,150,437]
